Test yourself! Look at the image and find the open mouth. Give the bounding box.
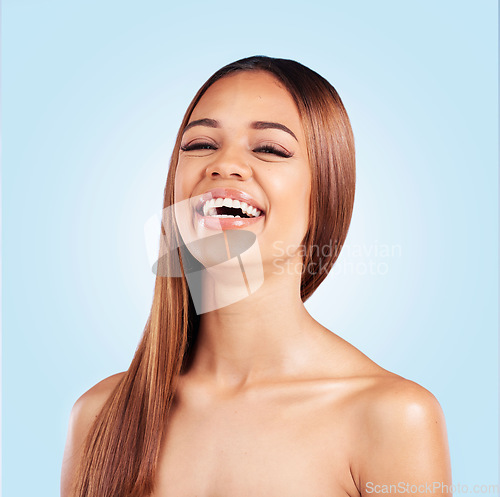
[197,197,264,219]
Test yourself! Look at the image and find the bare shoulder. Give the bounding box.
[73,371,126,411]
[348,371,451,494]
[69,371,127,430]
[311,327,451,493]
[352,372,448,444]
[315,325,445,421]
[61,372,127,497]
[320,329,448,450]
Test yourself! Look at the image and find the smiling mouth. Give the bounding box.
[197,197,264,219]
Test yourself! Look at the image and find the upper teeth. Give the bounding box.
[202,197,262,217]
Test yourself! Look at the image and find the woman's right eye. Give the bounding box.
[180,142,217,152]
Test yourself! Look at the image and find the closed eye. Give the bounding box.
[180,142,293,158]
[254,145,293,158]
[180,142,216,152]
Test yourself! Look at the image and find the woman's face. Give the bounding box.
[174,70,311,273]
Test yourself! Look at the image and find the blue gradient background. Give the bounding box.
[3,1,498,495]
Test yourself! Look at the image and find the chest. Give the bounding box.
[151,390,358,497]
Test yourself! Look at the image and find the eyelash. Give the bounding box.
[180,142,293,158]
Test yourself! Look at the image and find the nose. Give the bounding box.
[205,150,252,181]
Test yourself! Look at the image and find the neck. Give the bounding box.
[184,261,324,392]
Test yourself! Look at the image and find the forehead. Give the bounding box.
[190,71,302,129]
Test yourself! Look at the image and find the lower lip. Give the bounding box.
[194,209,265,230]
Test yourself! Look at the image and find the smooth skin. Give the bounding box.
[61,72,452,497]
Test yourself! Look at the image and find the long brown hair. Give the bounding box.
[71,55,356,497]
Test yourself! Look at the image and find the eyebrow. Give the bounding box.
[182,118,298,142]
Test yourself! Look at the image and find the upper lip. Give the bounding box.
[194,187,265,214]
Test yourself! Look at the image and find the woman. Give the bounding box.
[61,56,452,497]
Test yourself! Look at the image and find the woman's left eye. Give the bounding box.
[254,145,292,158]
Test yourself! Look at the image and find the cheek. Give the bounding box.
[174,162,194,203]
[294,178,311,237]
[267,166,311,241]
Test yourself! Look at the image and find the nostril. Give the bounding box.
[210,172,242,178]
[206,163,249,179]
